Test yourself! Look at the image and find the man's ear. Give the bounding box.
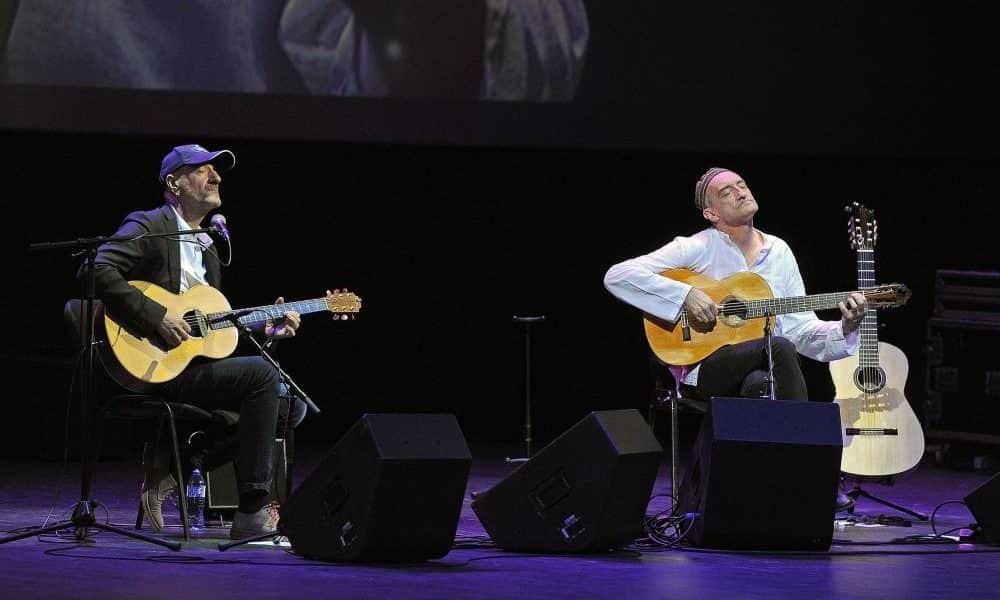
[164,174,181,196]
[702,207,718,223]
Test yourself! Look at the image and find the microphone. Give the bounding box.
[513,315,546,323]
[210,214,231,242]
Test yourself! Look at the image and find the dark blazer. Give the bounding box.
[85,203,222,337]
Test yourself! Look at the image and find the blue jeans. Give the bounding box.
[278,381,308,433]
[161,355,301,495]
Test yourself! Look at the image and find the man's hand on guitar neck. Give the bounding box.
[263,289,354,339]
[265,296,301,339]
[839,291,867,335]
[156,313,192,349]
[683,287,719,333]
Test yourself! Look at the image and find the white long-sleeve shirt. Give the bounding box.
[603,226,859,387]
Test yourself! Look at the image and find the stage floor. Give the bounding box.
[1,443,998,600]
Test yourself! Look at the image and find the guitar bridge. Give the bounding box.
[845,428,899,436]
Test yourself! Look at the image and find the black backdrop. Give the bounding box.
[1,2,997,457]
[5,132,996,457]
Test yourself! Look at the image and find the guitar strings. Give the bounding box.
[860,248,876,427]
[696,291,869,323]
[176,296,356,331]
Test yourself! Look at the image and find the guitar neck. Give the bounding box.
[738,290,861,319]
[857,247,881,367]
[207,298,331,331]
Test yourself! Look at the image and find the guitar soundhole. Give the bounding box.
[853,366,886,394]
[719,297,748,325]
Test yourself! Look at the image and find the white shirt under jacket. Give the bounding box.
[603,226,860,387]
[171,205,213,293]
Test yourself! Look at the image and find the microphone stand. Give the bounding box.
[0,229,220,550]
[506,315,545,464]
[761,314,777,401]
[218,318,317,551]
[234,320,320,416]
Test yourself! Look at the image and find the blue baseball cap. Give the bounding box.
[159,144,236,182]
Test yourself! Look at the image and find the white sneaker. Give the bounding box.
[229,502,280,540]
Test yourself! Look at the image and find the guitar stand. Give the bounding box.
[506,315,545,464]
[846,477,929,522]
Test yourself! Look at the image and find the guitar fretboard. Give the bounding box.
[857,248,881,368]
[723,291,861,320]
[206,298,333,330]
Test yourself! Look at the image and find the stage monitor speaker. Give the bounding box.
[471,408,663,553]
[965,472,1000,544]
[205,439,288,518]
[279,413,471,562]
[677,396,843,550]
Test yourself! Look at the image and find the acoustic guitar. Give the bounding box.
[97,280,362,392]
[643,269,910,366]
[831,203,924,477]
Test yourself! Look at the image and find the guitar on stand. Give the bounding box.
[830,202,926,519]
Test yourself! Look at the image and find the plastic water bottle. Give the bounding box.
[186,469,206,529]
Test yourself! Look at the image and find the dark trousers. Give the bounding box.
[695,337,809,402]
[161,356,281,495]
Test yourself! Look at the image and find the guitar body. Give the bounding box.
[831,203,924,478]
[99,281,240,392]
[832,342,924,477]
[643,269,774,366]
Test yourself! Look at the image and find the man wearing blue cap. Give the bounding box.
[603,167,868,512]
[87,144,309,539]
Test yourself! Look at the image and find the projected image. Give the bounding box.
[1,0,588,102]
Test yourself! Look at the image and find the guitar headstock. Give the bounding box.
[325,291,362,317]
[861,283,912,309]
[846,201,877,251]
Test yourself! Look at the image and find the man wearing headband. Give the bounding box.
[85,144,320,539]
[604,167,866,507]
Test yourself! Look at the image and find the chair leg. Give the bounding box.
[135,441,150,530]
[161,402,191,542]
[670,395,680,508]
